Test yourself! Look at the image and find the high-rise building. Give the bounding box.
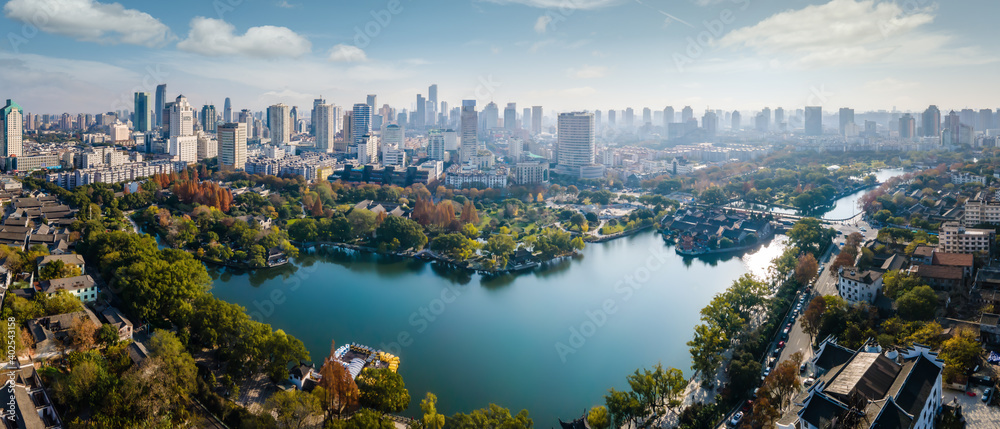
[681,106,693,124]
[805,106,823,136]
[339,111,352,152]
[218,122,248,170]
[663,106,674,127]
[223,97,232,123]
[702,110,718,137]
[556,112,600,179]
[624,108,635,128]
[0,100,23,158]
[899,113,916,139]
[169,96,197,162]
[267,103,291,145]
[289,106,298,134]
[944,110,961,143]
[460,100,478,163]
[979,109,994,132]
[482,102,499,132]
[922,105,941,137]
[351,103,372,146]
[642,108,652,126]
[428,85,438,116]
[415,94,426,129]
[201,104,216,133]
[775,108,785,131]
[839,108,855,136]
[366,94,377,124]
[594,110,602,129]
[531,106,542,134]
[428,129,446,161]
[523,108,532,132]
[504,103,517,131]
[154,84,166,127]
[133,92,152,132]
[383,123,403,147]
[731,111,741,130]
[608,109,616,128]
[311,98,326,136]
[314,104,335,152]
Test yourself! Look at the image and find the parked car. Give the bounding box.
[730,411,744,426]
[804,377,815,387]
[800,362,808,373]
[983,388,993,403]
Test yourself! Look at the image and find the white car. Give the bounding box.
[730,411,744,426]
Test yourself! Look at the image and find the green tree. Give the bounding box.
[325,408,395,429]
[786,218,836,257]
[882,270,924,299]
[347,209,377,237]
[896,285,938,320]
[266,389,321,429]
[484,234,516,265]
[698,186,727,206]
[356,368,411,414]
[445,404,533,429]
[432,233,478,261]
[688,324,727,382]
[940,327,982,382]
[39,259,82,280]
[420,393,446,429]
[375,216,428,251]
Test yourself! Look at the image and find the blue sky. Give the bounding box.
[0,0,997,116]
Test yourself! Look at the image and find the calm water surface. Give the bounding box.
[209,232,787,425]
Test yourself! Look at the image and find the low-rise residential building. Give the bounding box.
[909,264,964,291]
[963,192,1000,226]
[444,164,509,189]
[99,306,134,341]
[47,160,187,190]
[837,267,883,305]
[36,274,98,303]
[27,309,102,360]
[930,251,974,277]
[939,221,994,255]
[951,171,987,185]
[0,366,63,428]
[37,254,85,273]
[514,161,548,185]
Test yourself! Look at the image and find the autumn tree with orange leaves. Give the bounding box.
[316,341,360,418]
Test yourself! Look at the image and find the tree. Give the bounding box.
[420,393,445,429]
[688,323,727,382]
[786,218,836,257]
[940,327,982,382]
[655,365,687,411]
[39,260,82,280]
[96,323,120,346]
[347,209,377,237]
[445,403,533,429]
[699,186,727,206]
[882,270,923,299]
[266,389,321,429]
[896,285,938,320]
[317,341,360,417]
[325,408,395,429]
[69,316,98,352]
[356,368,410,414]
[432,233,478,261]
[794,253,819,285]
[375,216,428,251]
[801,296,826,342]
[484,235,516,266]
[587,406,610,429]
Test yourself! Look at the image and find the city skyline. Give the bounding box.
[0,0,997,114]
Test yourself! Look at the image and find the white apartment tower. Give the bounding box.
[218,122,248,171]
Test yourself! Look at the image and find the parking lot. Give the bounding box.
[943,387,1000,428]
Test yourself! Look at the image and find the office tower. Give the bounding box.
[0,100,23,158]
[218,122,248,170]
[428,84,438,115]
[383,123,403,146]
[267,103,291,145]
[663,106,675,128]
[702,110,718,137]
[427,129,446,161]
[642,108,652,126]
[504,103,517,131]
[839,108,855,136]
[805,106,823,136]
[154,84,166,127]
[594,110,602,130]
[222,97,232,123]
[864,121,876,138]
[59,113,72,132]
[416,94,426,129]
[357,133,379,164]
[314,104,335,152]
[979,109,994,132]
[289,107,298,133]
[531,106,542,134]
[944,110,961,143]
[366,94,377,123]
[959,109,976,128]
[556,112,598,178]
[482,102,499,132]
[351,103,372,146]
[775,108,785,131]
[201,104,216,133]
[338,112,352,152]
[133,92,152,132]
[608,109,616,127]
[922,105,941,137]
[460,100,478,163]
[523,108,532,132]
[624,108,634,128]
[731,111,741,130]
[168,96,197,162]
[899,114,916,139]
[311,98,326,135]
[680,106,693,124]
[438,102,448,126]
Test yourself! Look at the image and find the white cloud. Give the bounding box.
[327,44,368,62]
[2,0,172,47]
[534,15,552,34]
[568,65,607,79]
[177,17,311,58]
[718,0,935,68]
[480,0,623,9]
[276,0,296,8]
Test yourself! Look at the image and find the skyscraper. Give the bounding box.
[133,92,152,132]
[482,102,499,132]
[218,122,248,170]
[289,106,299,134]
[899,113,916,139]
[774,108,785,131]
[428,85,438,116]
[531,106,542,134]
[731,111,741,130]
[839,108,855,136]
[594,110,602,129]
[314,104,335,152]
[352,103,372,146]
[267,103,291,145]
[366,94,377,124]
[169,95,197,162]
[311,98,325,136]
[642,108,652,126]
[504,103,517,131]
[663,106,674,127]
[223,97,232,123]
[702,110,718,137]
[805,106,823,136]
[681,106,693,124]
[201,104,216,133]
[427,129,445,161]
[556,112,600,179]
[608,109,616,128]
[154,84,166,127]
[922,105,941,137]
[416,94,426,129]
[460,100,478,163]
[0,100,23,158]
[625,108,635,128]
[523,108,532,132]
[979,109,994,132]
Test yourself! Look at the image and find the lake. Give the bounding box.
[208,231,788,425]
